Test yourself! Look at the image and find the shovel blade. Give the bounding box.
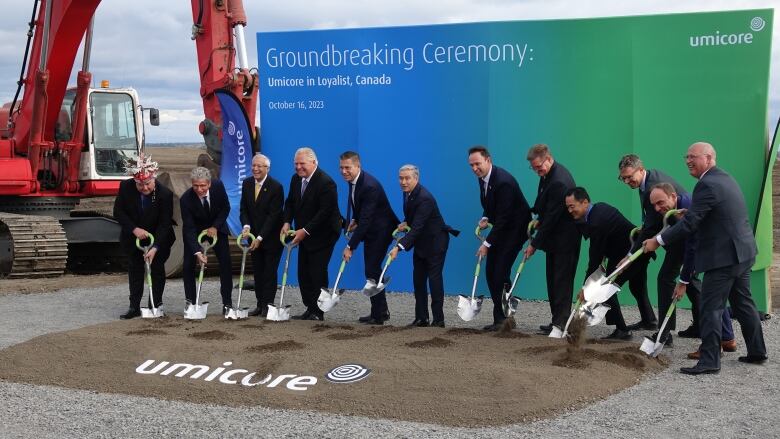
[141,305,165,319]
[583,281,620,304]
[361,278,378,297]
[548,326,566,339]
[374,276,391,295]
[183,302,209,320]
[505,296,520,318]
[639,336,665,357]
[224,307,249,320]
[456,295,483,322]
[583,303,611,326]
[317,289,339,312]
[266,304,291,322]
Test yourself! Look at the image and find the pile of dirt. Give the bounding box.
[0,317,667,427]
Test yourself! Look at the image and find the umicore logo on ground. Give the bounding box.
[689,17,766,47]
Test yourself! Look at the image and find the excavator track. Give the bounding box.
[0,213,68,278]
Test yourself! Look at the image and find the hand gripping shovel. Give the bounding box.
[361,226,410,297]
[456,224,491,321]
[640,297,678,357]
[502,219,538,318]
[136,233,164,318]
[225,233,254,320]
[317,231,352,312]
[184,231,216,320]
[266,230,296,322]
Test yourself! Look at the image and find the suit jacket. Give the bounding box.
[480,166,531,248]
[239,175,284,250]
[667,192,697,282]
[632,168,688,252]
[180,179,231,256]
[661,167,757,272]
[347,171,399,250]
[576,202,635,277]
[283,167,341,251]
[113,178,175,251]
[397,184,456,258]
[531,161,579,253]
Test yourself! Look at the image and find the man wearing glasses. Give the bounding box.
[617,154,688,339]
[524,144,580,334]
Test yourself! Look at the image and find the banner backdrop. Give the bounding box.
[216,90,254,235]
[257,10,774,311]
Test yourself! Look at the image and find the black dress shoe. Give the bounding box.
[120,308,141,320]
[408,319,429,327]
[677,325,699,338]
[248,307,263,317]
[738,355,768,364]
[293,310,312,320]
[430,320,445,328]
[602,328,633,340]
[359,314,371,323]
[483,323,500,331]
[381,311,390,322]
[306,311,324,321]
[680,365,720,375]
[539,323,553,332]
[366,318,384,325]
[627,320,658,331]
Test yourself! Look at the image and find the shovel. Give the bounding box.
[136,233,164,319]
[502,219,538,317]
[184,231,215,320]
[266,230,296,322]
[362,226,410,297]
[317,231,352,312]
[640,297,678,357]
[456,224,491,321]
[550,266,610,338]
[226,233,254,320]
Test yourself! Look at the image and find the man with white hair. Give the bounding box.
[282,147,342,321]
[644,142,767,374]
[113,154,175,319]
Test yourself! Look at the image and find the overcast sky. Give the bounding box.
[0,1,777,144]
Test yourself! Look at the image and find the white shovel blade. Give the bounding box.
[183,302,209,320]
[583,281,620,304]
[361,279,377,297]
[456,295,483,322]
[639,336,663,356]
[141,305,165,319]
[317,289,339,312]
[266,305,291,322]
[548,325,566,338]
[583,268,606,290]
[584,303,611,326]
[234,308,249,319]
[505,296,520,317]
[374,276,391,295]
[224,308,240,320]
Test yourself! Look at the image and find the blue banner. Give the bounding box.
[216,90,253,236]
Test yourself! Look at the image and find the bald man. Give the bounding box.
[644,142,767,375]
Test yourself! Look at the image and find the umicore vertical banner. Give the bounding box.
[257,10,774,311]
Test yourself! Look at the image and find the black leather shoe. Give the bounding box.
[408,319,429,327]
[627,320,657,331]
[248,307,263,317]
[306,311,324,321]
[738,355,768,364]
[293,310,312,320]
[677,325,699,338]
[120,308,141,320]
[366,318,384,325]
[483,323,500,331]
[650,332,673,347]
[381,311,390,322]
[539,323,552,332]
[359,314,371,323]
[680,365,720,375]
[602,328,633,340]
[430,320,445,328]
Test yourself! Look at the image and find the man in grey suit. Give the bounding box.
[644,142,767,375]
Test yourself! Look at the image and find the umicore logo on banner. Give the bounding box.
[689,17,766,47]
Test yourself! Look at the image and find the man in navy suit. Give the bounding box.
[339,151,399,325]
[113,154,175,319]
[240,154,284,317]
[282,147,342,321]
[645,142,767,375]
[618,154,689,331]
[181,167,233,314]
[524,144,581,333]
[390,165,458,327]
[467,146,531,330]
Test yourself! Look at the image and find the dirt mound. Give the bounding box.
[239,324,264,329]
[247,340,304,353]
[312,323,354,332]
[494,330,530,339]
[445,328,483,336]
[189,330,235,341]
[126,329,167,336]
[405,337,452,348]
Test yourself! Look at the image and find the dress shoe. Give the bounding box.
[483,323,501,332]
[721,339,737,352]
[408,319,429,327]
[359,314,371,323]
[539,323,553,332]
[248,307,263,317]
[680,365,720,375]
[293,310,312,320]
[306,311,324,321]
[677,325,700,338]
[602,328,633,340]
[649,332,673,347]
[365,318,384,325]
[626,320,658,331]
[120,308,141,320]
[687,347,724,360]
[430,320,445,328]
[738,355,768,364]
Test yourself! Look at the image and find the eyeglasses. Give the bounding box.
[528,157,549,171]
[684,154,708,160]
[617,169,640,183]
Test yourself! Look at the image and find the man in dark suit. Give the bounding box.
[618,154,689,331]
[240,153,284,318]
[524,144,581,333]
[565,187,642,339]
[181,167,233,314]
[390,164,458,327]
[467,146,531,331]
[114,154,175,319]
[645,142,767,375]
[282,147,342,321]
[339,151,399,325]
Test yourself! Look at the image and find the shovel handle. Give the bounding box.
[135,233,155,251]
[280,229,296,247]
[562,298,582,335]
[655,297,679,343]
[236,232,256,249]
[198,230,217,252]
[662,208,683,229]
[391,225,411,240]
[475,223,493,242]
[527,219,539,238]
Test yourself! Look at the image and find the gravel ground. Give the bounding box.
[0,279,776,438]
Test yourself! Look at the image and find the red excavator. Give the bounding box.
[0,0,258,278]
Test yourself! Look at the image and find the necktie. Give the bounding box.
[203,196,210,214]
[140,194,149,211]
[346,183,355,225]
[254,181,261,201]
[482,179,488,197]
[403,192,408,212]
[301,178,308,197]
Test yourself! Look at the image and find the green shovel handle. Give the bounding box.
[527,219,538,238]
[236,232,256,249]
[135,232,155,251]
[280,229,296,247]
[337,258,347,273]
[391,225,411,239]
[198,230,217,252]
[475,223,493,242]
[662,208,683,229]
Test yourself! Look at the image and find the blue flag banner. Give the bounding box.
[216,90,253,236]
